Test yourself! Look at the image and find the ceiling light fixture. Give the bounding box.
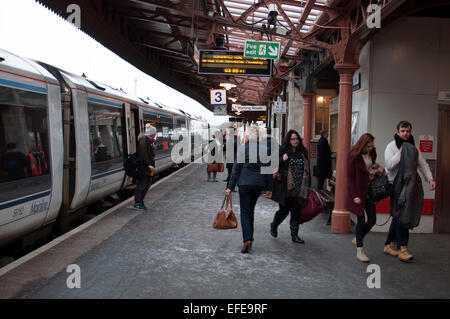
[220,83,236,90]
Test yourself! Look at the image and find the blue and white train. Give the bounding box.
[0,48,209,250]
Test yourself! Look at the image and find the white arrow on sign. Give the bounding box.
[268,46,278,57]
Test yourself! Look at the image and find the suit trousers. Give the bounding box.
[238,185,263,242]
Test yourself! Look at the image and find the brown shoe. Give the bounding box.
[241,240,253,254]
[384,242,399,257]
[398,246,414,262]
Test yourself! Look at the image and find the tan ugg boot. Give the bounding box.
[384,242,399,257]
[398,246,414,262]
[356,247,370,263]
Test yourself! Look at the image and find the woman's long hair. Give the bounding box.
[349,133,375,159]
[282,130,308,158]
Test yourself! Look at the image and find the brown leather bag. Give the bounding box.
[207,162,219,173]
[213,194,238,229]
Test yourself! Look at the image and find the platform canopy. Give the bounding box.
[36,0,449,120]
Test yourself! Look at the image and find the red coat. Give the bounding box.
[345,149,377,216]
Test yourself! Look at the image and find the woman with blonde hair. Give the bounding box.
[346,133,378,262]
[226,126,273,253]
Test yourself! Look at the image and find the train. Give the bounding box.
[0,48,210,251]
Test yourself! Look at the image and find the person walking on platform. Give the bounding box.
[133,123,156,211]
[269,130,310,244]
[206,133,222,182]
[383,121,435,262]
[346,133,378,262]
[226,126,273,254]
[315,130,332,190]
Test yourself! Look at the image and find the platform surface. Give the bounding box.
[1,163,450,299]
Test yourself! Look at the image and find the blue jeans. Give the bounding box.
[384,217,409,249]
[238,185,263,242]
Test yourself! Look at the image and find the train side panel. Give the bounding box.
[0,50,60,246]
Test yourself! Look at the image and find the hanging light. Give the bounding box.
[220,83,236,90]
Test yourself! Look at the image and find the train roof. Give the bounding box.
[0,48,60,92]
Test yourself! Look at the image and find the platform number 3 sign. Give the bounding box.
[210,89,226,106]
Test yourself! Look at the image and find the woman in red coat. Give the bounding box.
[346,133,377,262]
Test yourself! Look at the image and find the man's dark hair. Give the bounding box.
[7,143,16,150]
[397,120,412,131]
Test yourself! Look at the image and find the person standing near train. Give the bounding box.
[133,123,156,211]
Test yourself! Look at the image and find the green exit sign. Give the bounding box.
[244,40,280,59]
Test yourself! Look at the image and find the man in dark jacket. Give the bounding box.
[133,124,156,211]
[315,130,332,190]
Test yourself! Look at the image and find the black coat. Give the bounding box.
[316,137,332,179]
[270,145,309,207]
[390,143,424,229]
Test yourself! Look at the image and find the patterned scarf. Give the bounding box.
[289,155,304,197]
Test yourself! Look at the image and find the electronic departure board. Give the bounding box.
[198,50,272,76]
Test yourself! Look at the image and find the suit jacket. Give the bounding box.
[345,149,377,216]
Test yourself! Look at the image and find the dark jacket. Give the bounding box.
[345,149,377,216]
[138,135,155,176]
[270,145,310,206]
[390,143,424,229]
[227,141,273,191]
[1,150,27,180]
[316,136,332,179]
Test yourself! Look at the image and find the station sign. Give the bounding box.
[210,89,226,106]
[198,50,272,77]
[273,100,286,114]
[235,105,267,112]
[244,40,280,60]
[419,135,434,153]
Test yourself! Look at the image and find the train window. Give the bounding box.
[142,112,174,160]
[0,86,51,204]
[88,103,124,176]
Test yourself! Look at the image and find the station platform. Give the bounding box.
[0,162,450,299]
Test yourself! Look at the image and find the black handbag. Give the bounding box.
[368,174,391,203]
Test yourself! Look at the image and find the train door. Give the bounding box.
[435,104,450,233]
[124,103,138,155]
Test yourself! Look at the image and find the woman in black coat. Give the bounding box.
[270,130,310,244]
[316,130,332,190]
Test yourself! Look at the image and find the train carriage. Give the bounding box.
[0,48,209,250]
[0,48,63,247]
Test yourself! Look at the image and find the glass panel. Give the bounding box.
[142,112,174,160]
[0,87,51,203]
[88,103,124,175]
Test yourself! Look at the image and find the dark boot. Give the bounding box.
[290,226,304,244]
[270,222,278,238]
